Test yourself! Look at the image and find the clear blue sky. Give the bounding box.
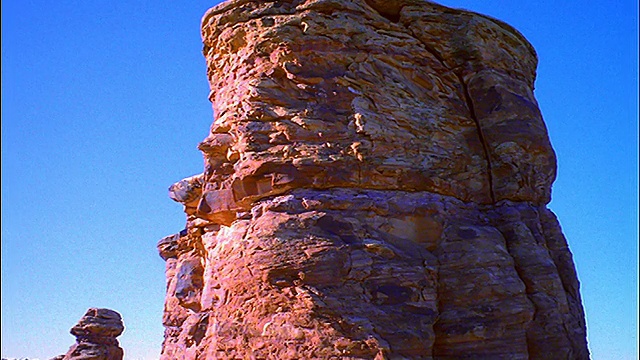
[1,1,637,359]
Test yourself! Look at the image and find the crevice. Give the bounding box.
[399,24,497,203]
[496,225,538,359]
[365,0,402,23]
[459,77,496,203]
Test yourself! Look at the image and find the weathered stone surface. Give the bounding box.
[160,0,588,358]
[52,308,124,360]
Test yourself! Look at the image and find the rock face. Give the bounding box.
[53,308,124,360]
[159,0,589,358]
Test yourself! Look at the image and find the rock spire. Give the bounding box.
[51,308,124,360]
[159,0,589,358]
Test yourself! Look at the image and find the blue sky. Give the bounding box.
[1,1,637,359]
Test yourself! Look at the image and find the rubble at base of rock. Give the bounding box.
[159,0,589,359]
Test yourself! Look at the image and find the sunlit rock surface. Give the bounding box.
[159,0,588,358]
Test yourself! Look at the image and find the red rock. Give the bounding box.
[53,308,124,360]
[160,0,588,358]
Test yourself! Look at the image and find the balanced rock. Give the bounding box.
[159,0,589,358]
[54,308,124,360]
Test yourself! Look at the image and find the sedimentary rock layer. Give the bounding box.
[159,0,588,358]
[52,308,124,360]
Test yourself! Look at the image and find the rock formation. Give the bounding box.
[159,0,589,358]
[52,308,124,360]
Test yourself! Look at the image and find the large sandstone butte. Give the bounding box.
[158,0,589,358]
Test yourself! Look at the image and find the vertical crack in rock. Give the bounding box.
[400,23,497,203]
[158,1,588,359]
[365,0,496,203]
[459,79,496,202]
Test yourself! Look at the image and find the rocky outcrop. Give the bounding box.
[52,308,124,360]
[159,0,588,358]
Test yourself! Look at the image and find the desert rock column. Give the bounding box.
[51,308,124,360]
[159,0,589,359]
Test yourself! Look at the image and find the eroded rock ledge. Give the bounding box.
[159,0,588,359]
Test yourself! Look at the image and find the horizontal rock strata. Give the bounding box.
[159,0,589,359]
[52,308,124,360]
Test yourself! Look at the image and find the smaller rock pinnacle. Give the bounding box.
[50,308,124,360]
